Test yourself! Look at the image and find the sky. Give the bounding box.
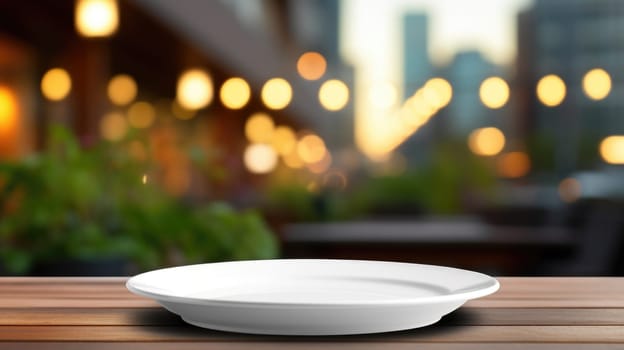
[340,0,533,85]
[339,0,534,158]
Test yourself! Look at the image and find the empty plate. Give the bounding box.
[126,259,499,335]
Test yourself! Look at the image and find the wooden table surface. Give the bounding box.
[1,277,623,349]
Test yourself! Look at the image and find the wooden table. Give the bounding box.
[1,277,623,349]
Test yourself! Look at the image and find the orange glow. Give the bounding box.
[536,74,566,107]
[271,126,296,155]
[0,86,18,135]
[220,77,251,109]
[75,0,118,37]
[245,113,274,143]
[107,74,137,106]
[177,69,213,110]
[41,68,71,101]
[497,152,530,178]
[468,127,505,156]
[127,101,156,129]
[297,52,327,80]
[599,135,624,164]
[99,112,127,141]
[559,178,581,203]
[319,79,349,111]
[479,76,510,109]
[422,78,452,109]
[261,78,292,110]
[282,149,304,169]
[297,134,326,164]
[583,68,611,101]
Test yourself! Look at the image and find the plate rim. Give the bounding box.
[126,259,500,308]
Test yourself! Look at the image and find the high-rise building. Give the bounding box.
[402,13,431,99]
[517,0,624,175]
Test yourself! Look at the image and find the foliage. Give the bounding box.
[0,125,277,275]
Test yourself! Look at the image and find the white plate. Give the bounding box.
[126,259,499,335]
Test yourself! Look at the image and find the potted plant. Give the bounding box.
[0,125,278,275]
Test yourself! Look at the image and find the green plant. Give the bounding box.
[0,125,278,274]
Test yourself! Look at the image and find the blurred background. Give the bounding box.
[1,0,623,276]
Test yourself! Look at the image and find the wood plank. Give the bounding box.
[0,325,623,343]
[1,277,624,308]
[0,343,620,350]
[2,308,624,327]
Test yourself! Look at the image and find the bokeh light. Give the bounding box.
[559,177,582,203]
[282,149,304,169]
[369,82,398,109]
[307,152,332,174]
[297,134,327,163]
[0,86,17,134]
[582,68,611,101]
[99,112,127,141]
[127,101,156,129]
[177,69,213,110]
[220,77,251,109]
[319,79,349,111]
[271,126,297,155]
[536,74,566,107]
[41,68,72,101]
[422,77,453,109]
[599,135,624,164]
[75,0,119,37]
[245,113,274,143]
[479,76,510,109]
[468,127,505,156]
[261,78,292,110]
[296,52,327,80]
[107,74,137,106]
[244,143,278,174]
[497,151,530,178]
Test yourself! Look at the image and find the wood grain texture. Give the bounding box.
[0,277,623,347]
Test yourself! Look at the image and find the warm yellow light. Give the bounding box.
[220,77,251,109]
[319,79,349,111]
[75,0,119,37]
[283,149,304,169]
[297,52,327,81]
[599,135,624,164]
[479,76,510,109]
[244,143,278,174]
[402,90,435,128]
[297,134,326,163]
[41,68,72,101]
[536,74,566,107]
[177,69,213,110]
[171,101,196,120]
[558,177,581,203]
[422,77,453,108]
[261,78,292,110]
[583,68,611,101]
[127,101,156,129]
[369,82,398,109]
[0,86,17,134]
[107,74,137,106]
[271,126,296,155]
[497,151,530,178]
[100,112,127,141]
[245,113,274,143]
[308,152,332,174]
[468,127,505,156]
